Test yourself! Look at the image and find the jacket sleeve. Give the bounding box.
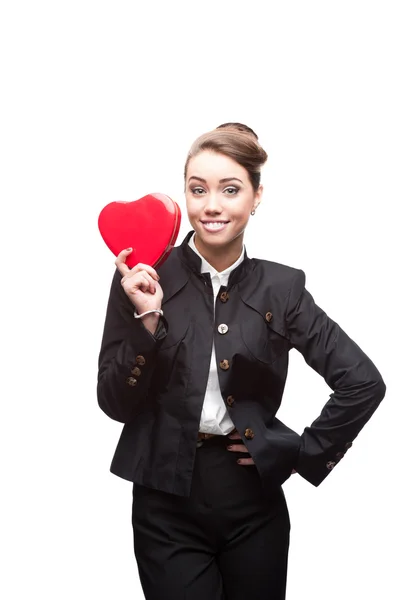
[97,268,168,423]
[286,269,386,486]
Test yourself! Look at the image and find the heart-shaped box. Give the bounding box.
[98,193,181,269]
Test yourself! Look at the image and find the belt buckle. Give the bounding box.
[197,431,211,447]
[197,431,217,447]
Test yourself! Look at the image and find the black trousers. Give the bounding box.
[132,433,290,600]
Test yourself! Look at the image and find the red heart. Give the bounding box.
[98,193,181,269]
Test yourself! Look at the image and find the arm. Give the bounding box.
[286,269,386,486]
[97,268,168,423]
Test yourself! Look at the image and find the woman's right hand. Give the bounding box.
[115,248,164,315]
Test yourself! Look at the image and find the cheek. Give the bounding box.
[185,199,194,219]
[234,196,255,221]
[185,207,197,229]
[185,196,201,218]
[230,206,251,223]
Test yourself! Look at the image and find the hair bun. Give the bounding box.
[184,123,267,191]
[216,122,259,140]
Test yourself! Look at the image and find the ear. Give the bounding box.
[253,184,263,210]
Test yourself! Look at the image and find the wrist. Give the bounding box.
[140,312,161,335]
[134,308,163,319]
[133,308,163,335]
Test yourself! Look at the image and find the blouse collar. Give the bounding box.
[187,232,245,281]
[178,230,253,289]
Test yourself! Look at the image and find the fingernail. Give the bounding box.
[237,460,242,465]
[227,445,233,450]
[125,248,132,252]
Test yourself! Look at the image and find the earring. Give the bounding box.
[251,209,256,216]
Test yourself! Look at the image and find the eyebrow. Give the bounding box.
[188,176,244,184]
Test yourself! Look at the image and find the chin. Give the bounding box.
[196,231,239,248]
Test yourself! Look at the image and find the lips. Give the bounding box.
[200,220,230,233]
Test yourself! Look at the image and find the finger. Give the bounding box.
[121,271,154,293]
[139,271,157,294]
[291,469,297,474]
[227,432,242,440]
[115,248,133,277]
[122,273,151,294]
[123,267,159,292]
[227,444,249,453]
[132,263,160,281]
[135,273,153,294]
[237,458,255,466]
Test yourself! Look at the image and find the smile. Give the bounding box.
[200,221,229,232]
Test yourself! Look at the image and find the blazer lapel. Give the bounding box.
[157,247,190,305]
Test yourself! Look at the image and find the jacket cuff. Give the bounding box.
[122,315,168,383]
[295,429,354,486]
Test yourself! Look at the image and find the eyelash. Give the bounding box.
[190,186,239,196]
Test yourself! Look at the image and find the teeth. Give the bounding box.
[203,222,227,229]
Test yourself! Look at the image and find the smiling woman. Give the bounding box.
[97,122,386,600]
[184,124,267,271]
[185,155,260,271]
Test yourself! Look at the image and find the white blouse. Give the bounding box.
[188,233,245,435]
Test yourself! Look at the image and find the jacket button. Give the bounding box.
[326,461,336,470]
[219,359,230,370]
[244,428,255,440]
[265,311,273,323]
[345,442,353,450]
[131,367,141,377]
[220,291,229,303]
[218,324,229,335]
[136,355,146,366]
[226,395,235,406]
[126,377,138,387]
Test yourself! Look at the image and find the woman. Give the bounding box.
[97,123,386,600]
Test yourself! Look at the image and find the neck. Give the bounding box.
[193,233,243,272]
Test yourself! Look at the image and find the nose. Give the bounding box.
[204,193,222,214]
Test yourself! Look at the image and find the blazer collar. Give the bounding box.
[177,230,253,288]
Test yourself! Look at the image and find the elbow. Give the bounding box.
[375,374,387,404]
[97,397,127,424]
[366,365,386,410]
[97,379,133,424]
[362,357,386,406]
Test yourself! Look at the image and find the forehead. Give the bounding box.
[187,150,249,182]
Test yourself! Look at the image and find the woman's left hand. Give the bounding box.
[227,430,255,466]
[227,430,297,474]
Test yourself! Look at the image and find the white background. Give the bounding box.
[1,1,398,598]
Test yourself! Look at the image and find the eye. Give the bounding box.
[223,186,239,195]
[191,187,206,195]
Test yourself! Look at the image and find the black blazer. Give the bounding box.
[97,231,386,497]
